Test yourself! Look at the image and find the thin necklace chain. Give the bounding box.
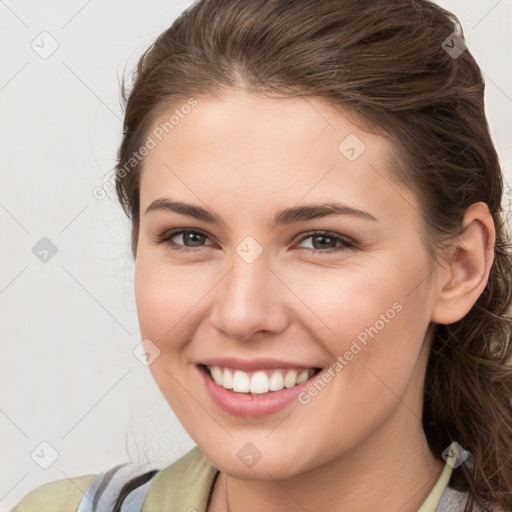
[225,475,231,512]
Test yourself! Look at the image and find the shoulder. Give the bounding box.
[11,473,96,512]
[12,447,218,512]
[143,445,219,510]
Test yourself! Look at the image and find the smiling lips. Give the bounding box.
[198,359,324,416]
[206,365,319,394]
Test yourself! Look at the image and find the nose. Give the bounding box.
[209,251,289,342]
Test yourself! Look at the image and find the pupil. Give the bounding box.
[186,232,204,246]
[314,235,334,249]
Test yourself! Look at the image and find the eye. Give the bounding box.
[155,228,215,253]
[295,231,355,253]
[155,228,356,254]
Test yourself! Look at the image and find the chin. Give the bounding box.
[196,438,316,480]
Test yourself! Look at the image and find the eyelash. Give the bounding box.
[155,229,356,254]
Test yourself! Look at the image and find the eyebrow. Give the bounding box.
[144,198,378,226]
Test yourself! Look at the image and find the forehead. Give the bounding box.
[139,90,420,228]
[146,90,384,163]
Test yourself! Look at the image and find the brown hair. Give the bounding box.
[113,0,512,510]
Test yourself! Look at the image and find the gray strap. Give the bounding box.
[119,479,153,511]
[76,464,155,512]
[435,485,469,512]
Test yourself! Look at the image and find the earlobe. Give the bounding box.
[431,202,495,325]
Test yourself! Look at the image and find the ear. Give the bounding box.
[431,202,496,325]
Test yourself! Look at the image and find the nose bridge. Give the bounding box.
[211,245,287,340]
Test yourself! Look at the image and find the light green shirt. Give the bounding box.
[12,444,461,512]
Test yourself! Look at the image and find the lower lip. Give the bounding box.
[198,365,320,417]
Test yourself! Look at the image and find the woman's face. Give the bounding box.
[134,90,440,479]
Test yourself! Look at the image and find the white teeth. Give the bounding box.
[283,369,298,388]
[211,366,223,386]
[223,368,233,389]
[232,370,250,392]
[250,371,270,394]
[207,366,316,394]
[296,369,309,384]
[269,371,284,391]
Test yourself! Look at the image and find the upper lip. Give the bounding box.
[199,357,320,372]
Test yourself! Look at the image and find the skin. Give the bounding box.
[134,89,495,512]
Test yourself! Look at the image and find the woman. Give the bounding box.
[13,0,512,510]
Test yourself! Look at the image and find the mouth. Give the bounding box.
[199,364,323,396]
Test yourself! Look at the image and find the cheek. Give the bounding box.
[283,254,425,342]
[134,257,205,410]
[286,252,431,388]
[134,255,212,341]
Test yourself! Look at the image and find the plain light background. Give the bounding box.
[1,1,511,509]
